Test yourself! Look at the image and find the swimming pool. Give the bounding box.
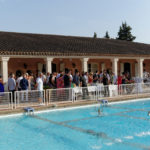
[0,99,150,150]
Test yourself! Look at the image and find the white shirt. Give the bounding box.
[84,75,88,84]
[17,76,23,89]
[143,71,148,79]
[70,74,73,81]
[36,77,43,91]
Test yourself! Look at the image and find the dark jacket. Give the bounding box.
[64,75,70,88]
[80,76,87,87]
[20,78,28,90]
[102,74,108,85]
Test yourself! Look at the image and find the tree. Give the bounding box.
[116,22,136,41]
[93,32,97,38]
[104,31,110,39]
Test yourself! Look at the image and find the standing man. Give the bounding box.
[35,72,44,105]
[64,69,71,88]
[84,72,88,85]
[51,72,57,89]
[20,73,29,102]
[8,73,16,102]
[73,71,80,87]
[80,72,89,99]
[20,73,28,91]
[64,69,71,100]
[102,72,109,97]
[42,73,46,85]
[93,71,99,85]
[46,72,50,85]
[16,73,23,91]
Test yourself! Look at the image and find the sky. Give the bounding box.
[0,0,150,43]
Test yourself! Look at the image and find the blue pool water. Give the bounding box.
[1,99,150,150]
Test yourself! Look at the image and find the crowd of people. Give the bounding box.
[1,68,149,95]
[0,68,139,93]
[0,68,149,102]
[143,69,150,83]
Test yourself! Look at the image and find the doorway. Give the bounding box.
[124,63,131,73]
[52,63,57,73]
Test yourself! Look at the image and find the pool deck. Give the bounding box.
[0,94,150,116]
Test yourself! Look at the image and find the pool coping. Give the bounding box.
[0,97,150,119]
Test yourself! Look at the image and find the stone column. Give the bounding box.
[137,58,144,78]
[135,63,138,77]
[111,58,119,76]
[0,57,10,91]
[81,58,89,72]
[45,57,54,74]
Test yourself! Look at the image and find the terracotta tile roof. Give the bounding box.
[0,31,150,56]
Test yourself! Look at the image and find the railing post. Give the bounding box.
[96,86,99,101]
[11,92,13,109]
[120,84,122,96]
[45,89,48,106]
[118,84,120,96]
[43,90,46,105]
[14,91,16,109]
[49,89,51,104]
[72,88,75,102]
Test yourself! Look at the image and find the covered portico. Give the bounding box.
[1,31,150,90]
[0,55,147,90]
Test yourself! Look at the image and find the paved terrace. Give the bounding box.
[0,94,150,116]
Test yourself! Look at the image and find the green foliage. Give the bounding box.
[104,31,110,39]
[93,32,97,38]
[117,22,136,41]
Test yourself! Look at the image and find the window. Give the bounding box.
[60,63,65,72]
[88,63,98,73]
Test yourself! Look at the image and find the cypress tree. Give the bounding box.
[104,31,110,39]
[117,22,136,41]
[93,32,97,38]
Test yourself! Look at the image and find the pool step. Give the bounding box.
[24,107,34,115]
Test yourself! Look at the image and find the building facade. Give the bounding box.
[0,31,150,89]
